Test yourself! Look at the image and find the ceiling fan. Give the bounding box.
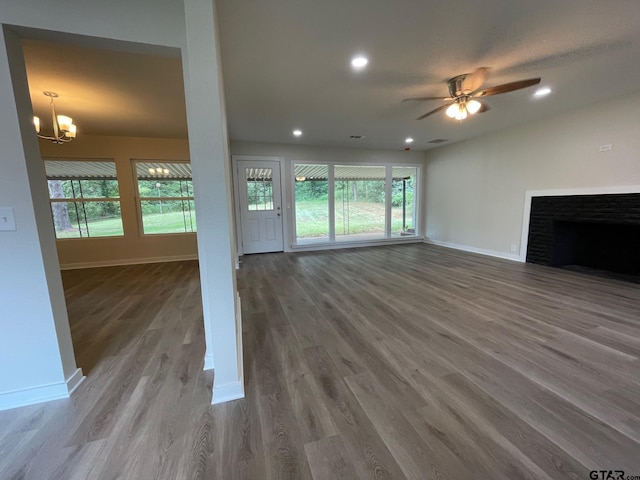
[403,68,541,121]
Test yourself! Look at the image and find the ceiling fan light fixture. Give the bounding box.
[407,71,540,123]
[445,103,459,118]
[466,99,482,114]
[455,103,467,120]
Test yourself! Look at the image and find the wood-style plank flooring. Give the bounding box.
[1,244,639,479]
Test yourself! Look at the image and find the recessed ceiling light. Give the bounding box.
[351,56,368,69]
[405,137,414,144]
[293,129,302,137]
[533,87,552,97]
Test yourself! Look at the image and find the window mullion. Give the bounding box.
[329,163,335,241]
[385,165,392,238]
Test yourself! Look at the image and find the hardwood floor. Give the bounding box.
[1,243,639,479]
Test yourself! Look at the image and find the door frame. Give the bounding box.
[232,155,287,256]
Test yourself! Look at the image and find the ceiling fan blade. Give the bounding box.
[474,77,541,97]
[416,103,450,120]
[403,96,454,102]
[463,67,489,93]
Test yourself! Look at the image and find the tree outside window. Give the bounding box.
[44,160,123,239]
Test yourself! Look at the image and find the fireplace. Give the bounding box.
[526,193,640,282]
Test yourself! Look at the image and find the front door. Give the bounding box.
[237,160,284,254]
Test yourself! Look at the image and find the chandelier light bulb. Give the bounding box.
[66,124,77,138]
[57,115,73,132]
[33,116,40,133]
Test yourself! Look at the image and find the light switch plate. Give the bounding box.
[0,207,17,231]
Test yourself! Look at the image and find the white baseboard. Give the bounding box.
[288,236,424,253]
[203,353,215,370]
[425,238,522,262]
[235,292,244,401]
[212,380,245,404]
[66,368,86,394]
[0,367,84,411]
[59,254,198,270]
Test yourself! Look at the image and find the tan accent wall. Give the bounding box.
[39,134,197,268]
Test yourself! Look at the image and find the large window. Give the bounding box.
[134,161,196,234]
[293,163,420,245]
[335,165,386,241]
[294,164,329,243]
[44,160,123,239]
[391,166,417,237]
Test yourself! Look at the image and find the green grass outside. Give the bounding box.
[141,210,196,234]
[55,210,196,238]
[54,201,412,239]
[295,199,414,238]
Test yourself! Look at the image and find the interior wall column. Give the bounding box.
[0,26,83,410]
[182,0,244,403]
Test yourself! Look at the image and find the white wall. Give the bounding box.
[0,0,185,50]
[183,0,242,403]
[0,28,82,410]
[232,141,425,165]
[424,90,640,259]
[0,0,240,408]
[39,135,197,269]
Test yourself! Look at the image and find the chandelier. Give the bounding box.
[33,91,77,143]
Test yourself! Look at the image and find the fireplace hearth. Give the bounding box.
[526,193,640,283]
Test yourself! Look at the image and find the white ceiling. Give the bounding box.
[22,0,640,151]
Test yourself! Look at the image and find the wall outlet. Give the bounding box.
[510,244,517,252]
[599,144,613,152]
